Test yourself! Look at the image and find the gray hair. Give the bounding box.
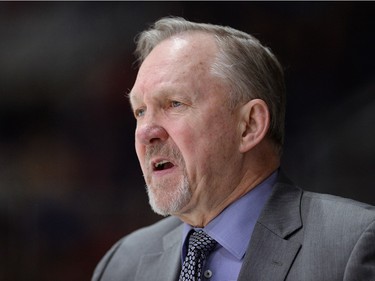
[134,17,286,152]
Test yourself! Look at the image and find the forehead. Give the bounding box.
[143,32,218,69]
[129,32,220,103]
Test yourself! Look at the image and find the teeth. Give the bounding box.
[155,160,169,168]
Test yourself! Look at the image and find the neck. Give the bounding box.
[177,160,280,227]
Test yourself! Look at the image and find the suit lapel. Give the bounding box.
[238,175,303,281]
[135,223,182,281]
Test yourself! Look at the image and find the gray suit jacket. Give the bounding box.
[92,174,375,280]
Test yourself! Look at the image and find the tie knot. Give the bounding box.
[179,230,217,281]
[188,230,217,256]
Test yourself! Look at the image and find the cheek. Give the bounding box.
[176,122,220,165]
[197,115,239,157]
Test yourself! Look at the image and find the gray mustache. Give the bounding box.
[145,144,184,166]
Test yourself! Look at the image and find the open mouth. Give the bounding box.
[153,160,175,171]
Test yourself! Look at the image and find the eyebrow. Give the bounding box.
[127,90,138,101]
[126,91,139,111]
[126,89,133,100]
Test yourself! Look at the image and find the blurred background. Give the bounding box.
[0,2,374,280]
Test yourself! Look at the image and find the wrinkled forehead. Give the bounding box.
[129,32,219,101]
[140,32,217,75]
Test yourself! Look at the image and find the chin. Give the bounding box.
[146,178,192,216]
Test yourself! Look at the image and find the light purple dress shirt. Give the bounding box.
[181,170,278,281]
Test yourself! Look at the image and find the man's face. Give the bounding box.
[129,33,243,217]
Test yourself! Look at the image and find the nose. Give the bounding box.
[136,121,168,145]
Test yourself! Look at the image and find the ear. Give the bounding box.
[238,99,270,153]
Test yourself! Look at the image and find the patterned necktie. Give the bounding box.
[179,230,217,281]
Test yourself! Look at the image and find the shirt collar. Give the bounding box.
[181,170,277,260]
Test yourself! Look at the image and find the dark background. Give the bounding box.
[1,2,374,280]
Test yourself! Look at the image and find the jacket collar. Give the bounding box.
[135,221,183,281]
[238,172,303,281]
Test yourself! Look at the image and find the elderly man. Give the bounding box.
[92,17,375,281]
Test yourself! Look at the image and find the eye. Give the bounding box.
[134,107,146,118]
[170,101,182,108]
